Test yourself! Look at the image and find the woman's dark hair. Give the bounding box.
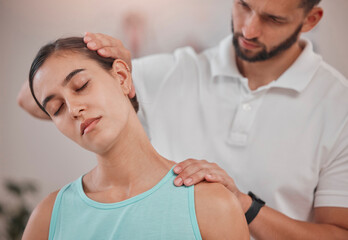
[29,37,139,117]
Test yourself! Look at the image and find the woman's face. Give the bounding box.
[33,51,132,154]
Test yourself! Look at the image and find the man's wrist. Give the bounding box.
[236,192,253,213]
[245,191,266,224]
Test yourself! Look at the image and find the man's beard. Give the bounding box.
[231,20,303,62]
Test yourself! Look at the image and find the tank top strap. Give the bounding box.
[48,182,74,240]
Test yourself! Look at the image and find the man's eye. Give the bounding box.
[239,1,250,9]
[76,81,89,92]
[54,104,64,116]
[268,17,283,24]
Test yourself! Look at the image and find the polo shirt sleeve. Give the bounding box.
[130,47,200,139]
[131,53,178,138]
[132,53,176,104]
[315,119,348,208]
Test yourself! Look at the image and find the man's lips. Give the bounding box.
[239,37,260,49]
[80,117,101,136]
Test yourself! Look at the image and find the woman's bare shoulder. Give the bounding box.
[22,190,60,240]
[194,183,249,240]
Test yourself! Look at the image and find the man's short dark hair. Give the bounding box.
[300,0,321,13]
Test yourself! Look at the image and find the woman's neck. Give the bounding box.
[85,111,175,198]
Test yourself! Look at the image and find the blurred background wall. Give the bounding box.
[0,0,347,237]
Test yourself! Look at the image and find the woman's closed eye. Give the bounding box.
[76,81,89,92]
[54,103,64,116]
[52,81,90,116]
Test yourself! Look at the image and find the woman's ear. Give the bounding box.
[301,7,323,33]
[111,59,132,95]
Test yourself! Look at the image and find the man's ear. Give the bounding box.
[111,59,132,95]
[301,7,323,33]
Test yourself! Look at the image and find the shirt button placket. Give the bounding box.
[228,90,267,146]
[242,103,252,111]
[227,101,253,146]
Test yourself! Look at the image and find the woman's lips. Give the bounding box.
[80,117,101,136]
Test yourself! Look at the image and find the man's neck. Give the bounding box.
[236,41,304,91]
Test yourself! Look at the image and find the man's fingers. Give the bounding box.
[96,47,114,57]
[83,32,93,43]
[84,32,114,51]
[174,163,209,186]
[97,46,131,64]
[176,161,202,177]
[94,33,118,46]
[173,159,209,186]
[174,169,207,187]
[172,159,238,193]
[183,170,210,186]
[174,159,207,174]
[206,174,236,192]
[85,32,113,45]
[84,32,132,70]
[205,174,222,183]
[86,37,112,51]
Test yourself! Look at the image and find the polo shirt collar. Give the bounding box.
[270,38,323,93]
[210,35,323,93]
[211,35,243,79]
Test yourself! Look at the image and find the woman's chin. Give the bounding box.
[82,133,119,155]
[82,142,113,156]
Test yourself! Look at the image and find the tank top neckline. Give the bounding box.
[77,166,176,209]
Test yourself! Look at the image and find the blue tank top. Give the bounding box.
[49,167,202,240]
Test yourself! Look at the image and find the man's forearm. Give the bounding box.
[248,205,348,240]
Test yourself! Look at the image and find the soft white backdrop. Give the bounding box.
[0,0,347,210]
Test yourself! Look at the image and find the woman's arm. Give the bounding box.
[17,81,50,120]
[22,190,59,240]
[195,182,249,240]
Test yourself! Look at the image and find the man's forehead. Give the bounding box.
[240,0,302,14]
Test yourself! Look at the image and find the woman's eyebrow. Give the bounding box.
[42,94,55,110]
[42,68,86,109]
[63,68,85,86]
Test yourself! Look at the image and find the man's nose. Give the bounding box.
[242,14,262,40]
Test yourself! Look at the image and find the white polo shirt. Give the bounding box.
[132,35,348,221]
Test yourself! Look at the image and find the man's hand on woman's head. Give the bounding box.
[84,32,135,98]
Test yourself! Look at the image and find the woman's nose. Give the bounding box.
[67,101,85,119]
